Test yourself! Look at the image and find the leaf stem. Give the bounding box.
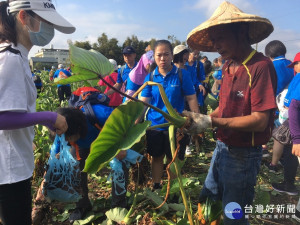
[98,76,185,126]
[169,125,194,225]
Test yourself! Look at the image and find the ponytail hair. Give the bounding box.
[0,1,17,45]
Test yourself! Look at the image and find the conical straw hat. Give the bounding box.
[187,1,273,52]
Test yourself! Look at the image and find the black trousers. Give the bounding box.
[0,178,32,225]
[282,144,299,185]
[76,148,92,210]
[57,85,71,102]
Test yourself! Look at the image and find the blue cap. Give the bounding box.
[122,46,136,54]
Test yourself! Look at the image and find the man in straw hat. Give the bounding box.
[183,1,277,224]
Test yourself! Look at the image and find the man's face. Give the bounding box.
[209,26,238,61]
[188,51,199,62]
[123,53,136,65]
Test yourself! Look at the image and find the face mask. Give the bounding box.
[27,18,55,46]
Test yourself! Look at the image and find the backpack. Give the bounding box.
[68,87,110,129]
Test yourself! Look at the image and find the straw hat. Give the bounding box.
[187,1,273,52]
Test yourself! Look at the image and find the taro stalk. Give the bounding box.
[56,44,194,225]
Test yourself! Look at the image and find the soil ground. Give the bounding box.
[1,137,299,225]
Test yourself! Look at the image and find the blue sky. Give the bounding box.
[31,0,300,61]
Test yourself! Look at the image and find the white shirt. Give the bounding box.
[0,43,37,184]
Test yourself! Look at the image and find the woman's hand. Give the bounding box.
[292,144,300,157]
[116,150,127,160]
[54,114,68,135]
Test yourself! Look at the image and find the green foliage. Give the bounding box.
[84,101,151,173]
[73,33,188,67]
[105,207,128,224]
[55,44,114,85]
[123,35,151,62]
[74,40,92,50]
[92,33,123,64]
[73,212,104,225]
[201,198,223,223]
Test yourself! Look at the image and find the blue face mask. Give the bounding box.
[27,20,55,46]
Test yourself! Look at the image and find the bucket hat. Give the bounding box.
[8,0,75,34]
[173,45,189,55]
[187,1,273,52]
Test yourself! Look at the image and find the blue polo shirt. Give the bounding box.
[76,104,113,149]
[185,60,205,81]
[116,62,137,88]
[213,69,222,80]
[272,56,294,96]
[53,69,72,87]
[184,65,201,87]
[284,73,300,107]
[184,65,204,106]
[141,65,195,130]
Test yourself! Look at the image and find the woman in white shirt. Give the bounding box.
[0,1,75,224]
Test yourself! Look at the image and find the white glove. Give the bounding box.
[181,110,212,134]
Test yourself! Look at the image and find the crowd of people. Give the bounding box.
[0,1,300,225]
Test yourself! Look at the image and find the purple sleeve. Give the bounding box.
[0,111,57,131]
[288,99,300,144]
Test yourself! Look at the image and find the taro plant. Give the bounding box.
[55,44,197,224]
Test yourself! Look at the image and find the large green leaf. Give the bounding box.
[55,44,113,85]
[73,212,103,225]
[83,101,151,173]
[105,207,128,223]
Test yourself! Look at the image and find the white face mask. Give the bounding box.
[27,17,55,46]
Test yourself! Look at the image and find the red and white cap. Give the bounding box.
[8,0,75,34]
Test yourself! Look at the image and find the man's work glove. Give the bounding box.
[181,110,212,134]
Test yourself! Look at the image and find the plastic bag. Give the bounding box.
[108,149,143,195]
[43,134,82,202]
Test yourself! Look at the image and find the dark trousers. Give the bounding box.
[0,178,32,225]
[77,148,92,210]
[57,85,71,102]
[282,145,299,185]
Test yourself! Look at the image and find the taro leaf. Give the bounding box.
[55,44,113,85]
[169,158,185,174]
[208,200,222,223]
[83,101,151,173]
[145,188,169,212]
[56,210,69,222]
[161,178,192,195]
[100,219,114,225]
[253,189,270,209]
[153,219,175,225]
[168,203,185,212]
[176,218,189,225]
[105,207,128,224]
[55,73,97,85]
[73,212,103,225]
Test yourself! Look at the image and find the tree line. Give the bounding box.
[74,33,186,65]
